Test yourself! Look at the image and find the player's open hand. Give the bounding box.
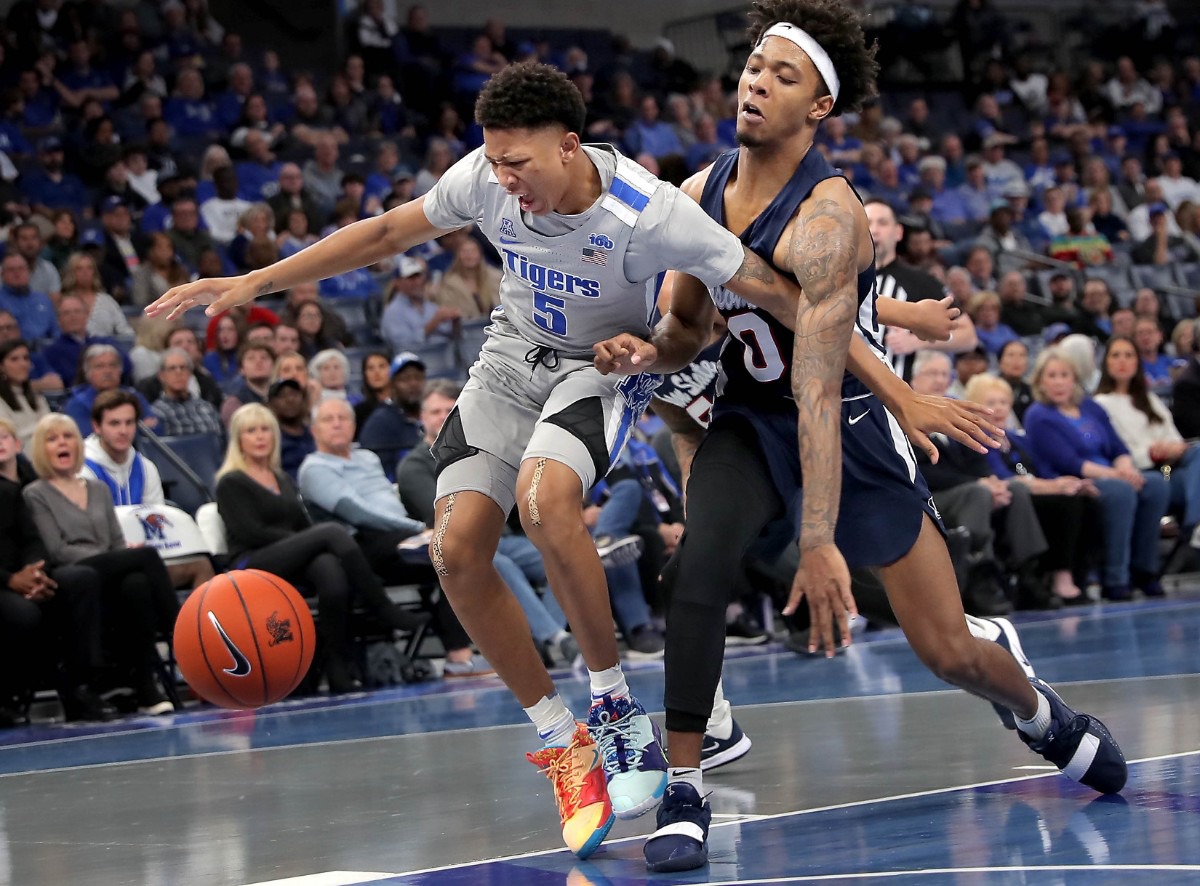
[909,296,961,343]
[145,274,265,321]
[895,393,1004,463]
[593,333,658,375]
[785,543,855,658]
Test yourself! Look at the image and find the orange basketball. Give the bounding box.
[173,570,316,709]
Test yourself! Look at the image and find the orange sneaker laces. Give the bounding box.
[528,731,590,824]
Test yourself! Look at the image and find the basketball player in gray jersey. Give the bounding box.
[149,62,807,857]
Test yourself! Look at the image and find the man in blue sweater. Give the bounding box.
[299,397,492,678]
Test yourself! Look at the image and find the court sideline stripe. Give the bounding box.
[3,673,1197,778]
[387,748,1200,878]
[708,865,1200,883]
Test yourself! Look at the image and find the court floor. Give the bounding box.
[2,591,1198,885]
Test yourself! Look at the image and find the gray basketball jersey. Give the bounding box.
[422,144,743,355]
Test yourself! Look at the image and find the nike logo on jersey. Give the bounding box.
[208,611,252,676]
[501,248,601,298]
[848,409,871,425]
[498,237,520,245]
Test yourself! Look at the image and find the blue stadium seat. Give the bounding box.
[1176,263,1200,290]
[411,340,462,379]
[1084,266,1135,305]
[1132,264,1179,294]
[458,318,490,370]
[137,431,224,517]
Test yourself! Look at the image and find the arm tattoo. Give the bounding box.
[789,197,859,549]
[731,247,777,288]
[255,280,274,296]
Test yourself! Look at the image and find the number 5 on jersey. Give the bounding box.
[533,291,568,336]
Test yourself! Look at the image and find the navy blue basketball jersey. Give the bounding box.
[698,149,883,411]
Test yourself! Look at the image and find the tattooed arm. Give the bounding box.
[782,181,860,655]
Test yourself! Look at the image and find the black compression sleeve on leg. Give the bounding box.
[663,416,785,734]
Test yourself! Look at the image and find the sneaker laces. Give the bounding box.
[590,702,644,774]
[527,730,589,823]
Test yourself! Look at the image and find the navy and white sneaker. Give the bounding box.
[1021,677,1128,795]
[966,615,1036,730]
[643,782,712,873]
[700,718,752,772]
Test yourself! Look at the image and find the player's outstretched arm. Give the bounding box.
[784,183,858,657]
[145,198,452,320]
[845,336,1004,460]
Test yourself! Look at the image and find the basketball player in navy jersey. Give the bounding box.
[594,0,1127,872]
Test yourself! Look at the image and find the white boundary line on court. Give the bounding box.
[8,597,1199,758]
[2,671,1198,778]
[697,866,1200,884]
[385,747,1200,879]
[240,873,396,886]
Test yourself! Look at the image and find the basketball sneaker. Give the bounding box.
[586,694,668,818]
[643,781,712,872]
[525,724,614,858]
[1020,677,1128,795]
[700,718,752,771]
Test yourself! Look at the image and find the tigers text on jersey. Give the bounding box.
[422,144,743,355]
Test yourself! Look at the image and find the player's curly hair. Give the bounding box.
[474,62,587,135]
[747,0,879,116]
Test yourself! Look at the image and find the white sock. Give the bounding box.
[525,694,576,747]
[1015,688,1052,740]
[589,664,628,701]
[705,678,732,739]
[668,766,703,796]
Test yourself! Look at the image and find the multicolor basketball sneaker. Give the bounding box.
[526,724,615,858]
[586,693,668,818]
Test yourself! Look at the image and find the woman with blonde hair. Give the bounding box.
[22,414,178,715]
[0,339,50,449]
[434,237,502,320]
[60,252,133,338]
[127,314,177,383]
[964,373,1098,603]
[1024,347,1170,600]
[216,404,428,692]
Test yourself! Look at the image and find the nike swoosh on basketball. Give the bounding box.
[849,409,871,425]
[208,611,252,676]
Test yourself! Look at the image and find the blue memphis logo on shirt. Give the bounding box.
[501,248,601,298]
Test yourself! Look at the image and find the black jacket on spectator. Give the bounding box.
[215,470,310,563]
[1171,356,1200,440]
[0,458,44,587]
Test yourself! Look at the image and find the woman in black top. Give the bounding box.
[997,339,1035,426]
[353,351,391,435]
[215,404,428,692]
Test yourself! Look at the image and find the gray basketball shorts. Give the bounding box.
[432,316,661,515]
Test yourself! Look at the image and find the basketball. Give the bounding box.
[173,570,316,709]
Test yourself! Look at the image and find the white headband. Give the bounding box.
[757,22,840,103]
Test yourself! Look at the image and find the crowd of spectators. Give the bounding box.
[4,0,1200,723]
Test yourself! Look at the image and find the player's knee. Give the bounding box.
[915,631,985,688]
[429,494,488,578]
[516,459,580,538]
